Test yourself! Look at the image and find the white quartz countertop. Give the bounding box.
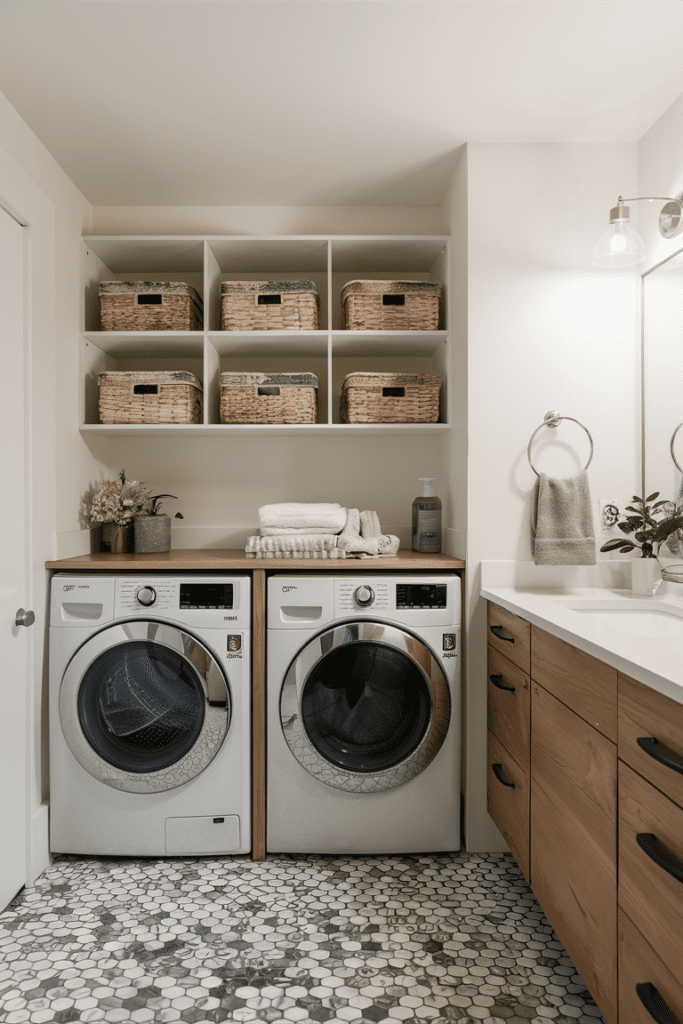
[480,584,683,707]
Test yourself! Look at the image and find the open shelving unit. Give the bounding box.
[80,235,451,436]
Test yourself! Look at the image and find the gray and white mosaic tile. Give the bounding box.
[0,852,606,1024]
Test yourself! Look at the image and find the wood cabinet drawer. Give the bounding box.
[619,761,683,982]
[531,624,617,742]
[487,729,529,883]
[530,682,617,1023]
[619,908,683,1024]
[487,602,530,673]
[487,646,530,772]
[619,672,683,809]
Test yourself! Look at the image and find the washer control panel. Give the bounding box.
[396,583,448,609]
[337,579,390,613]
[118,579,175,613]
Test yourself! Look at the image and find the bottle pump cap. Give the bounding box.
[418,478,436,497]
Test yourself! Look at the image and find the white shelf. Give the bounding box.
[207,330,329,358]
[80,422,451,438]
[81,234,451,433]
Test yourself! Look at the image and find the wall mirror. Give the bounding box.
[642,246,683,519]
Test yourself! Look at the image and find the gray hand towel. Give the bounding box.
[531,470,596,565]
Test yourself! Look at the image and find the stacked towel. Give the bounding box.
[258,503,347,533]
[245,503,399,559]
[531,471,596,565]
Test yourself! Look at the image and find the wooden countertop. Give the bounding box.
[46,549,465,571]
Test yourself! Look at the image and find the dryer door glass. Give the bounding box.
[77,640,206,773]
[301,641,431,773]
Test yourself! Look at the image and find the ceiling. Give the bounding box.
[2,0,683,207]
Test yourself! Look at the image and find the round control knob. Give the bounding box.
[136,586,157,607]
[354,585,375,607]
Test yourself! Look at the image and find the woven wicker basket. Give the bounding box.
[99,282,203,331]
[220,372,317,424]
[221,281,319,331]
[98,371,203,424]
[341,280,441,331]
[340,372,441,424]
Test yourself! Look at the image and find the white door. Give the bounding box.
[0,203,28,909]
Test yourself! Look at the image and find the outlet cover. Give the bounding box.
[599,499,620,536]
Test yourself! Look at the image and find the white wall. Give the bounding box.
[452,143,641,850]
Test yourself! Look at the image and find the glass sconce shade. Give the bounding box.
[592,203,646,268]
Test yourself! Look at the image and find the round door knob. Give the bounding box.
[15,608,35,627]
[354,585,375,607]
[136,586,157,607]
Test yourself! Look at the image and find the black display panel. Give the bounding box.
[179,583,234,609]
[396,583,447,609]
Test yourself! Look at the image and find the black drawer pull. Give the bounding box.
[382,294,405,306]
[133,384,159,395]
[258,294,281,304]
[258,386,280,396]
[490,625,515,642]
[637,737,683,775]
[636,982,681,1024]
[492,763,515,789]
[636,833,683,885]
[383,387,405,397]
[137,293,162,305]
[490,674,515,693]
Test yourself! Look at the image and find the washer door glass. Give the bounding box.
[280,621,451,793]
[60,621,230,793]
[301,641,430,773]
[78,640,206,774]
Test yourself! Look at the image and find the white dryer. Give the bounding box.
[267,574,461,854]
[49,574,251,857]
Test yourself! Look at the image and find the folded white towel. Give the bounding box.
[258,502,347,531]
[260,524,344,536]
[245,534,346,559]
[337,509,400,558]
[245,509,399,559]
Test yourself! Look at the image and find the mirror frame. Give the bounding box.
[641,243,683,498]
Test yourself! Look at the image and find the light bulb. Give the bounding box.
[592,202,645,268]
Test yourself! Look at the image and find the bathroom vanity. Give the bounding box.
[484,587,683,1024]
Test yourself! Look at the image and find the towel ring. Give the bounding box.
[527,410,594,477]
[671,423,683,474]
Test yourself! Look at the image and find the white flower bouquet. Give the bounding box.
[89,470,151,526]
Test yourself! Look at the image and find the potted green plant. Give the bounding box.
[133,493,184,553]
[89,471,151,552]
[600,492,683,594]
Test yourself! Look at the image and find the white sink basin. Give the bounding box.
[557,598,683,640]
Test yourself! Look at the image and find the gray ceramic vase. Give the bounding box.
[134,514,171,553]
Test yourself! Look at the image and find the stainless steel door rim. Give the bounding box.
[60,620,230,793]
[280,620,450,793]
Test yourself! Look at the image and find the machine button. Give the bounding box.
[136,586,157,607]
[354,585,375,607]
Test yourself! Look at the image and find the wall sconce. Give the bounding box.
[592,194,683,268]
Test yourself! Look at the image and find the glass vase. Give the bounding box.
[631,556,662,596]
[98,522,134,553]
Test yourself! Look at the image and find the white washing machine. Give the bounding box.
[267,574,461,854]
[49,574,251,857]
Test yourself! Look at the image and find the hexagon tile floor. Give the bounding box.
[0,851,606,1024]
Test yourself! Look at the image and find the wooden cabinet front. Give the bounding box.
[487,729,529,882]
[619,761,683,984]
[487,646,530,773]
[619,671,683,809]
[531,680,617,1023]
[618,908,683,1024]
[531,624,617,741]
[487,602,530,673]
